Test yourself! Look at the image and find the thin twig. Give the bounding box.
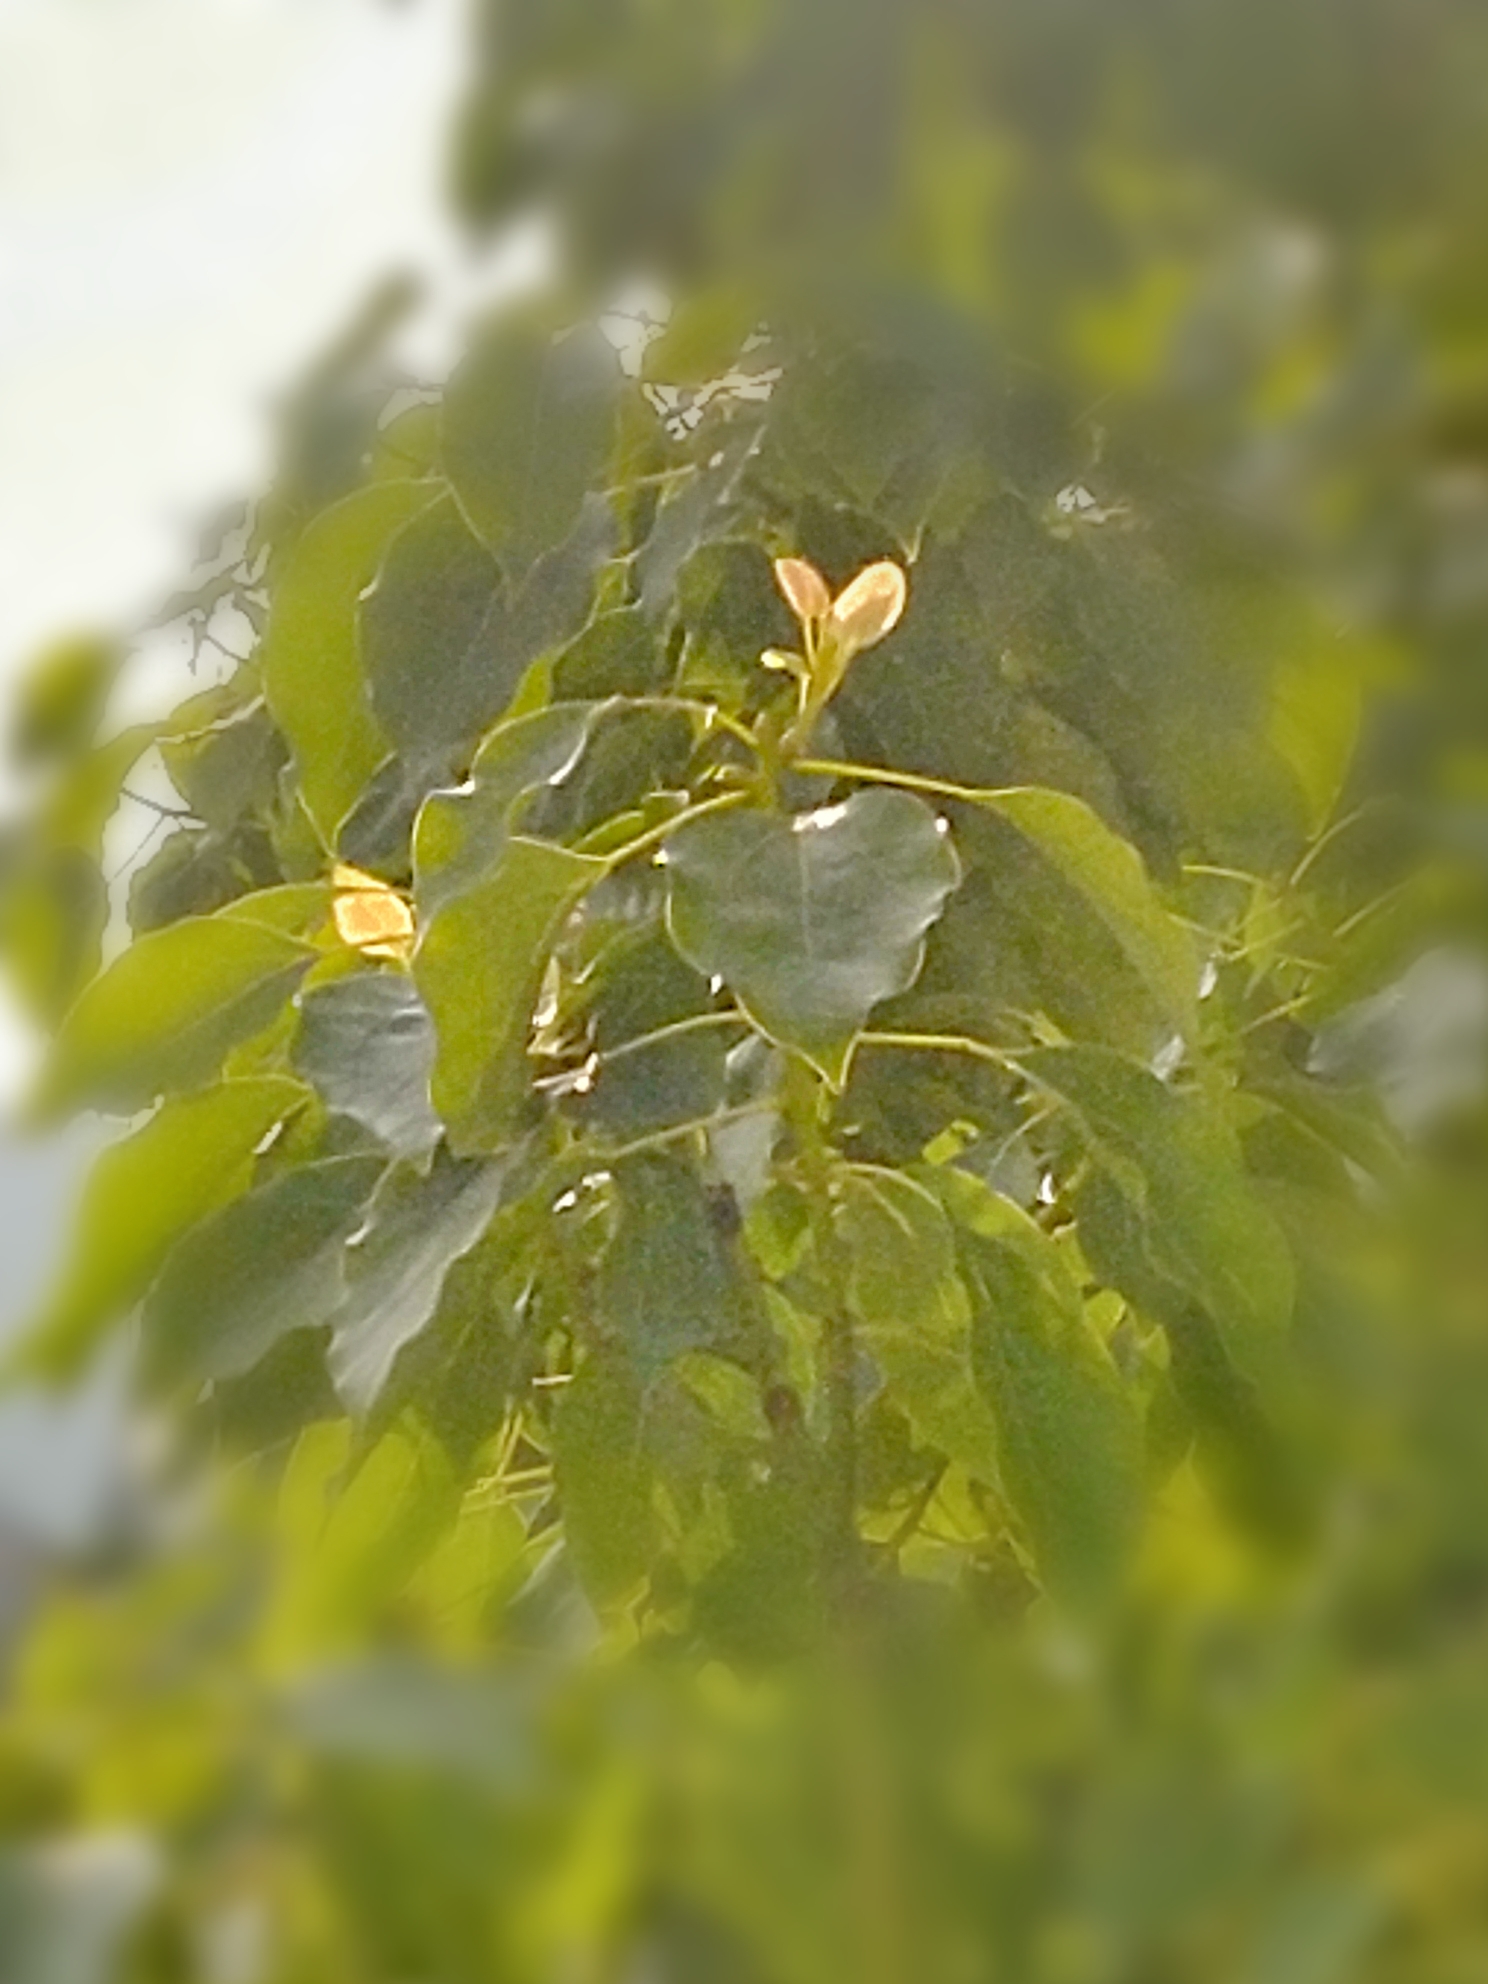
[581,1101,778,1169]
[856,1029,1023,1075]
[599,1008,752,1064]
[122,788,196,821]
[599,787,751,873]
[624,694,762,757]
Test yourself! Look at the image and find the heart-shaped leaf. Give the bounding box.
[665,789,961,1085]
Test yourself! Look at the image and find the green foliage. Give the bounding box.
[6,0,1488,1977]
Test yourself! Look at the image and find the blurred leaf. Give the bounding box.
[666,790,961,1085]
[835,1166,964,1337]
[552,1350,654,1605]
[0,845,106,1025]
[1024,1046,1295,1404]
[953,1183,1144,1608]
[9,635,118,764]
[36,910,314,1118]
[261,479,433,842]
[443,318,619,573]
[292,971,441,1159]
[21,1077,307,1381]
[642,290,756,383]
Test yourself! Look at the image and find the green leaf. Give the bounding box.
[665,790,961,1085]
[868,1331,999,1481]
[835,1167,964,1338]
[1074,1168,1301,1539]
[1021,1045,1295,1402]
[143,1154,385,1385]
[19,1077,308,1380]
[413,702,601,918]
[952,1184,1144,1609]
[599,1154,757,1386]
[415,837,606,1152]
[128,824,279,933]
[551,1349,655,1606]
[442,319,619,573]
[327,1147,517,1416]
[575,925,728,1136]
[976,787,1199,1049]
[37,910,314,1118]
[10,634,118,763]
[551,608,665,699]
[292,972,441,1159]
[160,700,283,831]
[373,1209,529,1470]
[641,289,757,384]
[362,494,615,767]
[261,479,434,843]
[0,845,107,1025]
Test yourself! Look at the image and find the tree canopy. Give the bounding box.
[3,2,1488,1979]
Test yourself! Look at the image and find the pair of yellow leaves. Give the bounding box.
[773,555,907,657]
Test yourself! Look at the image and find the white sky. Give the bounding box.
[0,0,470,1545]
[0,0,465,678]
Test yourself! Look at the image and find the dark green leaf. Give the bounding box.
[143,1155,385,1385]
[362,494,616,766]
[443,319,619,573]
[328,1147,518,1416]
[599,1154,758,1385]
[551,608,665,699]
[552,1349,655,1605]
[665,790,961,1085]
[128,823,279,933]
[20,1077,308,1380]
[160,701,283,831]
[292,972,441,1160]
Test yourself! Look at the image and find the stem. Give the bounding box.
[622,695,762,758]
[855,1029,1022,1075]
[579,1101,777,1170]
[879,1458,949,1563]
[122,788,196,821]
[782,1057,860,1599]
[794,756,1019,808]
[1288,797,1390,890]
[598,1008,752,1064]
[598,787,751,874]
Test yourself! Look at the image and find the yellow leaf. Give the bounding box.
[331,864,415,959]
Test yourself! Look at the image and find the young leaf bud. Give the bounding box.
[827,561,907,654]
[773,556,832,624]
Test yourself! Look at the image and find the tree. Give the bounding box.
[3,1,1488,1979]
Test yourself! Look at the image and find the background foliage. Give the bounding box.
[4,1,1488,1979]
